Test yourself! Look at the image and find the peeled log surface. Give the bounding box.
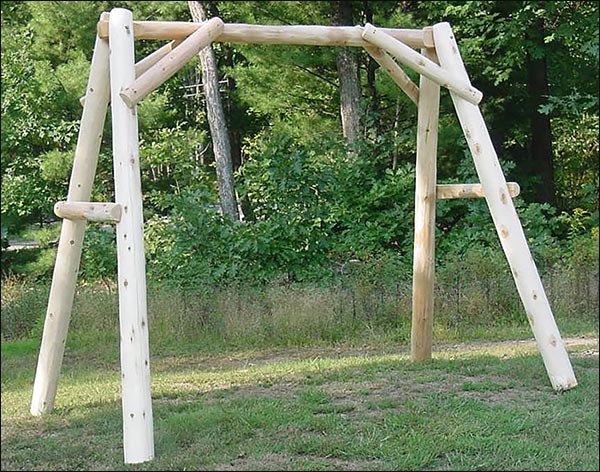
[30,13,111,418]
[361,23,483,105]
[436,182,520,199]
[96,18,433,49]
[109,8,154,463]
[411,46,440,363]
[433,21,576,391]
[364,45,419,105]
[119,17,224,107]
[54,201,122,222]
[79,41,181,106]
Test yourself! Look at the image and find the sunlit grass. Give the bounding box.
[2,334,598,470]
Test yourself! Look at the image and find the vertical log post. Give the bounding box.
[30,13,111,416]
[109,8,155,463]
[433,22,577,391]
[411,48,441,362]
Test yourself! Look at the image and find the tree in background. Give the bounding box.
[188,0,239,221]
[330,0,362,144]
[1,1,597,284]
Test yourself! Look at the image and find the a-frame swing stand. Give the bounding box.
[30,8,577,464]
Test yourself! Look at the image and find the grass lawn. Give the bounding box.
[1,334,598,471]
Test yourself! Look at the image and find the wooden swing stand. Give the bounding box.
[30,8,577,465]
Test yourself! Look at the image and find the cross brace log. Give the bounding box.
[437,182,520,199]
[361,23,483,105]
[54,201,122,222]
[120,17,224,108]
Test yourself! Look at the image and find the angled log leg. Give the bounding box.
[433,22,576,391]
[30,13,111,416]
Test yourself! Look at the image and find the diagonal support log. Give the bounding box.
[80,40,181,106]
[433,22,576,391]
[364,45,419,105]
[362,23,483,105]
[30,13,111,416]
[119,17,223,107]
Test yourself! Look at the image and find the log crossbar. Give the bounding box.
[54,201,122,222]
[97,19,433,49]
[437,182,520,200]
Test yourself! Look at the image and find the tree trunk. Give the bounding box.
[331,1,362,144]
[188,0,239,221]
[220,32,255,222]
[526,48,556,206]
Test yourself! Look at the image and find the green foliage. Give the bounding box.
[39,148,75,183]
[79,225,117,284]
[1,0,597,296]
[0,277,49,340]
[551,114,599,211]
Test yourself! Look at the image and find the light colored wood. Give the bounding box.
[411,47,440,363]
[109,8,154,463]
[80,40,181,106]
[135,40,182,76]
[221,24,433,48]
[364,45,419,105]
[30,13,111,417]
[433,22,577,391]
[437,182,520,199]
[362,23,483,105]
[97,19,433,49]
[119,17,224,107]
[54,201,122,222]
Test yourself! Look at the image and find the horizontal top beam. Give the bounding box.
[97,19,434,49]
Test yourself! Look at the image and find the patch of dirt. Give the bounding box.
[157,336,598,425]
[213,452,385,471]
[153,335,598,383]
[434,335,598,354]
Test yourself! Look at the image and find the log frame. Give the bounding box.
[34,9,579,468]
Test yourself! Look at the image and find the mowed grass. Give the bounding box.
[1,336,598,471]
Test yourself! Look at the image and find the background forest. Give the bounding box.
[1,1,598,345]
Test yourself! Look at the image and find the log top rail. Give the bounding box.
[97,17,434,49]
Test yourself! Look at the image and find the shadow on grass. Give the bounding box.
[2,339,598,471]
